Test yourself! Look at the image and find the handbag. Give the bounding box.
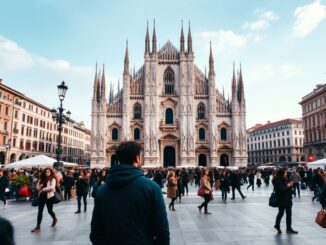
[70,187,76,198]
[32,196,38,207]
[269,191,279,208]
[52,186,63,204]
[197,187,205,197]
[315,208,326,228]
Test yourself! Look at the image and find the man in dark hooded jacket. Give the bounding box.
[90,141,170,245]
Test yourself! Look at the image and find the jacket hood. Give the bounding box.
[106,164,144,188]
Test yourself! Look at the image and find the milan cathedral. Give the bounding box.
[91,23,248,168]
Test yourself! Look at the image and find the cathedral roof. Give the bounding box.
[158,40,179,60]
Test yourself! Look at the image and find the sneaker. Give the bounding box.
[274,225,282,234]
[286,228,298,234]
[75,210,81,214]
[31,227,40,232]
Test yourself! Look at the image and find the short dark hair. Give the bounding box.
[116,141,142,165]
[0,217,15,245]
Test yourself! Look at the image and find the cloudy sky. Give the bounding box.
[0,0,325,128]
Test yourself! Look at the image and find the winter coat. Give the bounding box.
[90,164,169,245]
[37,178,56,199]
[200,176,212,194]
[167,177,177,198]
[76,177,90,195]
[0,176,9,192]
[220,175,230,191]
[273,177,293,208]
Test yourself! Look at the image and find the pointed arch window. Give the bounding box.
[134,128,140,140]
[133,103,142,119]
[164,68,175,94]
[165,108,173,124]
[221,128,227,141]
[199,128,205,141]
[197,103,206,119]
[112,128,119,141]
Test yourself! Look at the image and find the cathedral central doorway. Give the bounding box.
[111,154,118,166]
[198,154,207,166]
[220,154,229,166]
[163,146,175,167]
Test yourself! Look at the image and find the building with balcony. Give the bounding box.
[299,83,326,161]
[0,79,91,166]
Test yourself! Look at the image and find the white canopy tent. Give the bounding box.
[7,155,78,169]
[307,158,326,170]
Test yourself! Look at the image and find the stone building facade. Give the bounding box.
[0,79,91,166]
[91,24,248,168]
[299,83,326,161]
[247,119,305,165]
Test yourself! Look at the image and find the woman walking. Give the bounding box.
[273,169,298,234]
[167,171,177,211]
[256,170,262,188]
[220,170,230,204]
[75,170,90,213]
[198,169,213,214]
[31,168,57,232]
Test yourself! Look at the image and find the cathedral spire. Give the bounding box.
[97,69,101,103]
[109,81,113,104]
[118,79,120,93]
[93,63,98,100]
[238,63,245,103]
[232,62,237,99]
[124,40,129,76]
[152,19,157,54]
[208,41,215,76]
[187,21,193,54]
[180,20,185,54]
[101,63,106,102]
[145,21,150,56]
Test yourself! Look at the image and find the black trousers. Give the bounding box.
[247,181,254,191]
[275,206,292,229]
[169,197,177,208]
[232,186,245,199]
[199,194,211,212]
[0,191,6,205]
[182,183,188,195]
[64,187,72,200]
[77,193,87,211]
[221,188,228,201]
[37,195,56,227]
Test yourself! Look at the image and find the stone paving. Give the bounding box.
[0,184,325,245]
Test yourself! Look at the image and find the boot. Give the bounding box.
[51,218,57,227]
[274,225,282,234]
[286,228,298,234]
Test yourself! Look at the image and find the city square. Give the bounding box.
[0,0,326,244]
[1,184,325,245]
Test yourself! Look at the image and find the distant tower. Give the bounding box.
[90,64,107,168]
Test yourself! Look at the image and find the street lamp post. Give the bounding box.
[5,142,10,168]
[51,81,71,171]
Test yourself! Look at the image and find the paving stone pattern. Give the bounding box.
[0,184,325,245]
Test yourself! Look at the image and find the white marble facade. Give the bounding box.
[91,23,247,168]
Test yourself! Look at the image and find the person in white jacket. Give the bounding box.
[31,168,57,232]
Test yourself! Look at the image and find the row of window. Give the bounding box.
[250,130,303,142]
[249,147,303,156]
[304,112,326,129]
[249,137,303,151]
[250,124,301,136]
[132,103,207,121]
[110,127,228,141]
[303,96,326,113]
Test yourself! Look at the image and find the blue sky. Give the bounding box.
[0,0,325,128]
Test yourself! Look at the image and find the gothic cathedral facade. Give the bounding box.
[91,24,248,168]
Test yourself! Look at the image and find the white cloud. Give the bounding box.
[195,30,247,54]
[261,11,280,21]
[0,34,94,127]
[243,19,269,31]
[293,0,326,37]
[243,10,279,31]
[280,64,301,78]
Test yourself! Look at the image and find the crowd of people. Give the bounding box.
[0,140,326,244]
